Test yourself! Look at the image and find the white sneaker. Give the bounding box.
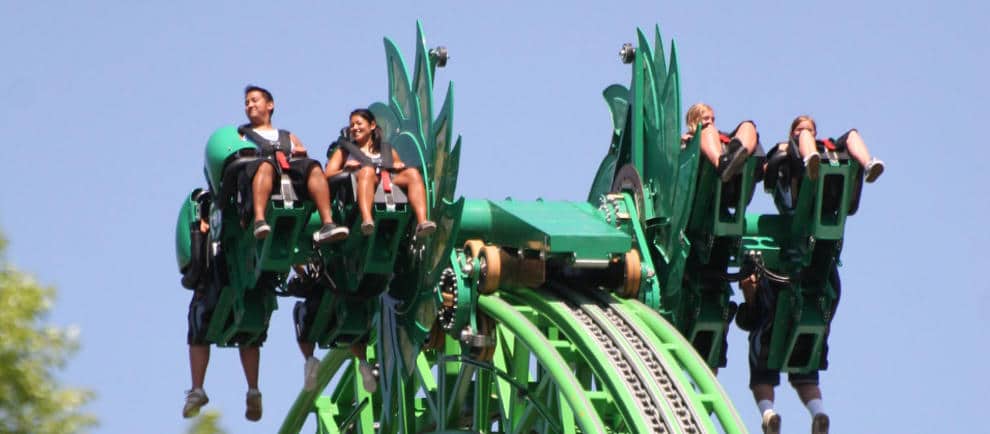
[182,388,209,418]
[865,158,884,183]
[359,361,378,393]
[812,413,830,434]
[304,356,320,391]
[762,409,781,434]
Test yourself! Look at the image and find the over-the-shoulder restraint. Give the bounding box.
[328,128,395,169]
[238,124,292,157]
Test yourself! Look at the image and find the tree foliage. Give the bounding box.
[186,410,228,434]
[0,235,97,433]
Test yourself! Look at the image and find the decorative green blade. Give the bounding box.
[435,135,461,204]
[430,84,455,203]
[653,24,667,92]
[369,101,401,144]
[384,37,424,143]
[636,28,659,131]
[603,84,629,134]
[412,21,434,156]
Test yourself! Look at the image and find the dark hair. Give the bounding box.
[350,108,383,148]
[245,85,275,116]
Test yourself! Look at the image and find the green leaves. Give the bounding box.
[186,410,227,434]
[0,236,96,434]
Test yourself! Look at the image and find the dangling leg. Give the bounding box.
[840,129,883,183]
[356,166,378,235]
[350,341,378,393]
[306,164,349,243]
[240,346,263,421]
[252,162,275,239]
[393,168,435,237]
[796,130,820,180]
[751,383,780,434]
[183,344,211,418]
[794,381,829,434]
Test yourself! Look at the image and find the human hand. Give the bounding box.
[291,146,308,157]
[344,159,361,169]
[392,161,406,170]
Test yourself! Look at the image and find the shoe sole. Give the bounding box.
[182,397,209,419]
[719,148,749,182]
[415,224,437,238]
[254,226,270,240]
[865,162,884,183]
[314,227,349,244]
[763,414,781,434]
[245,403,262,422]
[812,414,829,434]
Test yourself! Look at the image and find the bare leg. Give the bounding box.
[306,165,334,224]
[796,130,820,180]
[841,129,873,167]
[252,162,275,222]
[392,168,428,224]
[796,130,818,160]
[699,124,722,167]
[794,383,822,404]
[356,167,377,224]
[239,346,260,390]
[299,341,315,359]
[751,383,775,404]
[733,121,759,155]
[189,344,210,389]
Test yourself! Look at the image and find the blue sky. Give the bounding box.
[2,1,988,433]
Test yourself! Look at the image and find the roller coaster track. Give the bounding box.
[279,284,746,433]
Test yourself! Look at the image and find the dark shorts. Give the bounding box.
[186,290,213,346]
[243,157,322,202]
[186,289,268,346]
[749,365,820,387]
[293,285,324,343]
[744,268,841,388]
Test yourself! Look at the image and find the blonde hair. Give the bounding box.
[685,103,713,134]
[790,115,817,138]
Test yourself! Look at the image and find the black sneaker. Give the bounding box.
[313,222,349,244]
[865,158,884,183]
[253,220,271,240]
[717,138,748,182]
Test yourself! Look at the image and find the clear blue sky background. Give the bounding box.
[2,1,987,433]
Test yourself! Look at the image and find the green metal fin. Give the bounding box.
[602,84,629,134]
[412,21,434,154]
[429,83,454,188]
[384,37,424,142]
[636,28,660,131]
[434,135,460,204]
[369,101,400,144]
[653,24,667,90]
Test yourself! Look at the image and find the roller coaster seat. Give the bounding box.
[326,168,412,276]
[687,144,765,264]
[764,141,863,241]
